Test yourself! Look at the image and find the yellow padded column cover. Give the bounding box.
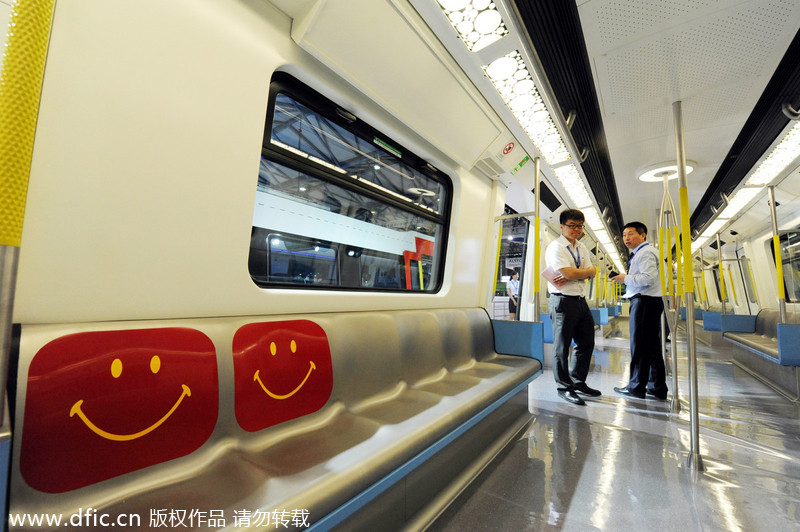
[0,0,55,247]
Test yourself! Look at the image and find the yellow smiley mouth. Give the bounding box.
[70,384,191,441]
[254,361,316,400]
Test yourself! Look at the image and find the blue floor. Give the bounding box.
[430,319,800,531]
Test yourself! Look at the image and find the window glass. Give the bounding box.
[249,75,451,292]
[738,258,757,304]
[773,231,800,303]
[271,93,446,215]
[712,267,725,302]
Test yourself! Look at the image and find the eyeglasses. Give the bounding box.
[563,224,584,230]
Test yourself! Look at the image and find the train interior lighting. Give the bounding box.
[4,0,800,530]
[436,0,509,52]
[483,51,571,165]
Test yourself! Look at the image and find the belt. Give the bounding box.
[550,293,585,299]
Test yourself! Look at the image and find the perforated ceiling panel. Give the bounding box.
[595,0,797,116]
[567,0,800,233]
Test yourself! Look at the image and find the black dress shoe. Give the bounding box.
[558,390,586,405]
[646,390,668,400]
[574,383,602,396]
[613,386,645,399]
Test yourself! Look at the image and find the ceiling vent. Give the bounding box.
[474,156,506,179]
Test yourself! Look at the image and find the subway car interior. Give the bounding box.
[1,0,800,530]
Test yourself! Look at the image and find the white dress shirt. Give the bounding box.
[544,235,593,297]
[623,242,663,298]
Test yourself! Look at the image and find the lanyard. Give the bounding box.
[566,245,581,268]
[630,243,649,263]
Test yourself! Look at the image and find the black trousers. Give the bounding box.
[549,295,595,391]
[627,296,667,395]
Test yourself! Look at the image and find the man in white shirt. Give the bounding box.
[506,270,520,320]
[610,221,667,400]
[544,209,600,406]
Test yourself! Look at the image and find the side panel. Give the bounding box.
[14,0,505,324]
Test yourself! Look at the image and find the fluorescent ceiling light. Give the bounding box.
[554,164,593,207]
[745,121,800,186]
[700,218,729,238]
[436,0,509,52]
[483,51,571,165]
[636,161,696,182]
[717,187,763,220]
[593,229,613,248]
[691,236,710,253]
[582,207,604,231]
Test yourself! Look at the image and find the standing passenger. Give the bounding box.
[507,270,520,320]
[544,209,600,405]
[610,222,667,399]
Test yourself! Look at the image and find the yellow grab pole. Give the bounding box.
[701,269,708,305]
[727,268,738,305]
[719,260,727,303]
[492,224,503,297]
[658,227,667,296]
[665,225,673,297]
[0,0,58,427]
[673,226,683,297]
[746,260,758,304]
[768,186,787,322]
[675,101,701,470]
[774,235,785,300]
[534,216,541,294]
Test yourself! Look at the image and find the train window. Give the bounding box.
[249,73,451,291]
[711,267,726,303]
[771,231,800,303]
[738,257,758,304]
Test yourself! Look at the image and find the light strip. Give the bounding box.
[745,121,800,186]
[582,207,604,231]
[554,164,593,207]
[436,0,509,52]
[700,218,729,238]
[691,236,710,253]
[717,187,763,220]
[483,51,571,165]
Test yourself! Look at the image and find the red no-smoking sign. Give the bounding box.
[503,142,515,155]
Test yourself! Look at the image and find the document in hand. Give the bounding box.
[541,266,569,289]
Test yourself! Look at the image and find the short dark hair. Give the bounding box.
[560,209,585,224]
[623,221,647,235]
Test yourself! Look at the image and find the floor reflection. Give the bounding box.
[431,319,800,531]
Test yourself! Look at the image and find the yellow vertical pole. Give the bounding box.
[492,224,503,298]
[726,268,738,305]
[665,226,673,297]
[746,260,758,305]
[674,226,683,298]
[768,186,787,323]
[674,100,701,470]
[0,0,58,427]
[658,227,667,296]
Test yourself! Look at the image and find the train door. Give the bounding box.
[492,207,529,320]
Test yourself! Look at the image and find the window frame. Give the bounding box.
[250,72,453,293]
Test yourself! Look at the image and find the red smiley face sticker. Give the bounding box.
[20,328,218,493]
[233,320,333,432]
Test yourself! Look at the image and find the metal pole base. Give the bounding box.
[687,452,705,472]
[669,395,681,414]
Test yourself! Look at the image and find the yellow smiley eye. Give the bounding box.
[150,355,161,374]
[111,358,123,378]
[270,342,277,356]
[291,340,297,353]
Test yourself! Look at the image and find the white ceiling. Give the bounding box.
[577,0,800,232]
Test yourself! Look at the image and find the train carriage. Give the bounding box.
[1,0,800,530]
